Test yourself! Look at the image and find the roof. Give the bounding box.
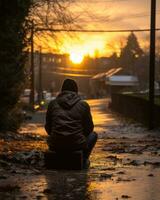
[106,75,139,86]
[92,67,122,80]
[91,67,139,86]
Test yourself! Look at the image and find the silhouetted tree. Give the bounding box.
[29,0,74,50]
[108,52,119,68]
[119,32,144,75]
[0,0,74,131]
[0,0,31,131]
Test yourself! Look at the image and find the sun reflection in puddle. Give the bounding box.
[87,99,118,133]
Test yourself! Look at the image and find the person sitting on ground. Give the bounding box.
[45,78,98,167]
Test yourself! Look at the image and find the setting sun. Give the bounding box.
[70,52,84,64]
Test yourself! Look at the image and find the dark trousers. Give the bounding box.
[83,132,98,160]
[47,132,98,160]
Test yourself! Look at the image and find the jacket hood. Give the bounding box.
[56,91,81,109]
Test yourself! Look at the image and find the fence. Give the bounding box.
[110,93,160,127]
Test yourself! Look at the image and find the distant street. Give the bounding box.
[22,98,118,135]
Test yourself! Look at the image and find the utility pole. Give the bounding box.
[149,0,156,129]
[30,20,35,110]
[38,46,43,104]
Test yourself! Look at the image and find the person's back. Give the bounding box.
[45,90,93,151]
[45,79,97,163]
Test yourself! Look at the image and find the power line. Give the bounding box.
[35,28,160,33]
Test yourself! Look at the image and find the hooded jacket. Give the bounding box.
[45,91,94,151]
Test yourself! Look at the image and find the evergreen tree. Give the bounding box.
[109,52,119,68]
[0,0,31,131]
[119,32,144,74]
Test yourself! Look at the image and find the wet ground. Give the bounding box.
[0,98,160,200]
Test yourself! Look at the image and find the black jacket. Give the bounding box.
[45,91,94,151]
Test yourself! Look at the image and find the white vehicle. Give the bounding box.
[43,91,56,102]
[20,89,38,104]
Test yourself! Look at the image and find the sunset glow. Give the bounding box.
[70,52,84,64]
[33,1,160,56]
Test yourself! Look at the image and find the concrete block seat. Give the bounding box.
[44,150,84,170]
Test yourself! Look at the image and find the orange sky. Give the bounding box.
[35,0,160,58]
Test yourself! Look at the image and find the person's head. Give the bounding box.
[61,79,78,93]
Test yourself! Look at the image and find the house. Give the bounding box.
[105,75,139,94]
[90,67,139,97]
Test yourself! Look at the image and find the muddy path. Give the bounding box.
[0,99,160,200]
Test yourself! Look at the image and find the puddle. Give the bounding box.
[0,98,160,200]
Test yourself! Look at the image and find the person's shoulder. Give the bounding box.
[47,99,57,108]
[79,100,90,110]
